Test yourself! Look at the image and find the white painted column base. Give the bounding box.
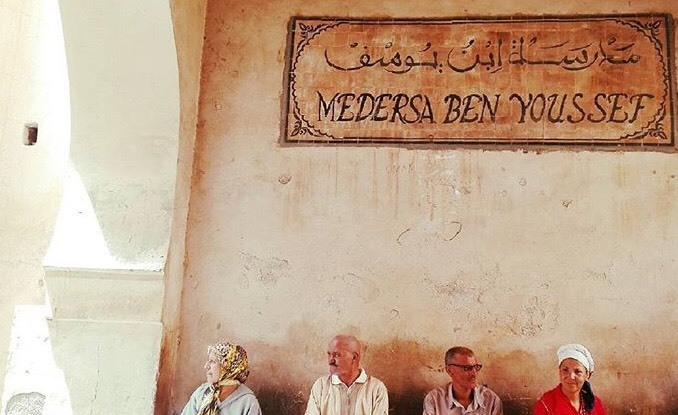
[38,267,165,415]
[47,319,162,415]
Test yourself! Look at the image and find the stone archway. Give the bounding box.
[36,1,197,414]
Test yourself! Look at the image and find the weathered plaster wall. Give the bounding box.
[45,0,180,271]
[0,0,69,400]
[156,1,208,414]
[39,1,180,413]
[174,1,677,414]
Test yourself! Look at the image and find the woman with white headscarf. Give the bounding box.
[533,343,606,415]
[180,341,262,415]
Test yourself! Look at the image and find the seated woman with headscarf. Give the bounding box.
[180,341,262,415]
[533,343,606,415]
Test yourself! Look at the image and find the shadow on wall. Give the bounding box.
[366,338,440,415]
[368,339,535,415]
[253,337,538,415]
[199,330,677,415]
[253,382,677,415]
[246,335,437,415]
[180,321,678,415]
[257,386,307,415]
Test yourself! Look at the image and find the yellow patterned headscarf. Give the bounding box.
[197,342,250,415]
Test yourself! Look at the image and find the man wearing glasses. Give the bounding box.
[423,346,503,415]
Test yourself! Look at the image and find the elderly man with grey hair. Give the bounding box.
[305,334,389,415]
[423,346,502,415]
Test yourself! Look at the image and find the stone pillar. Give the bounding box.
[43,268,164,415]
[41,1,179,414]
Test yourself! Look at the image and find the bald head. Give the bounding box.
[327,334,362,385]
[330,334,362,357]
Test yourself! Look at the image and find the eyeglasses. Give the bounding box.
[447,363,483,372]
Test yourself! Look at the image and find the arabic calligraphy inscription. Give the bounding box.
[282,16,675,148]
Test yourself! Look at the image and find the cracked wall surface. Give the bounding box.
[170,1,677,414]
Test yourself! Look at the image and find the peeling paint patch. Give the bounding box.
[430,279,472,297]
[500,296,559,337]
[397,220,462,246]
[5,392,46,415]
[238,251,291,287]
[583,270,613,285]
[333,273,380,302]
[321,272,381,313]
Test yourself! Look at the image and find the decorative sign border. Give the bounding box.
[281,14,676,148]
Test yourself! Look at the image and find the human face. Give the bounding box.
[327,338,358,380]
[559,358,589,395]
[445,354,480,391]
[204,351,222,384]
